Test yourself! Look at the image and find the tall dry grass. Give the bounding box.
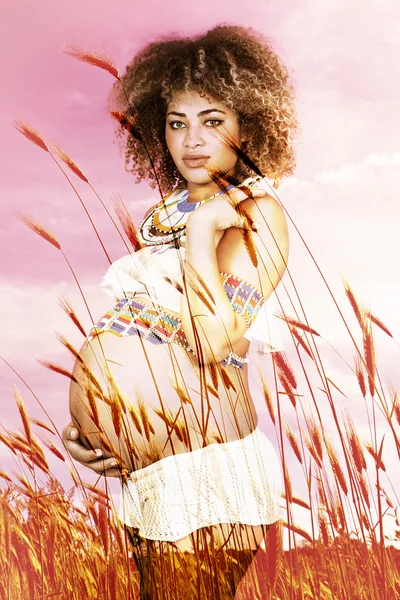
[1,361,399,599]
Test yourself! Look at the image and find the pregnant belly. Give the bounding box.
[70,329,258,473]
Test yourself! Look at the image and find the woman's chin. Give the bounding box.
[183,169,233,183]
[181,169,214,184]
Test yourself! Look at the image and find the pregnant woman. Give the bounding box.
[62,24,297,599]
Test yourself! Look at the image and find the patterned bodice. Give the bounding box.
[98,243,284,356]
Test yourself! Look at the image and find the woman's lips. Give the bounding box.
[183,157,209,168]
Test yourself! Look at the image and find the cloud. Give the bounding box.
[0,278,109,364]
[281,1,400,100]
[60,90,93,109]
[314,152,400,185]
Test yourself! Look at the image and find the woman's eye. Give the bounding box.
[169,121,185,130]
[168,119,223,130]
[205,119,223,127]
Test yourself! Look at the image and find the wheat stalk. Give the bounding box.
[52,142,89,183]
[273,312,320,336]
[318,513,331,547]
[289,325,314,359]
[344,414,366,474]
[42,439,66,462]
[342,277,365,331]
[138,398,153,442]
[207,361,219,390]
[111,192,143,252]
[305,414,323,463]
[29,419,56,435]
[110,111,143,143]
[273,351,297,389]
[278,375,297,408]
[357,472,371,509]
[37,360,78,383]
[354,353,367,398]
[325,438,348,496]
[303,428,323,469]
[284,521,313,544]
[365,310,393,337]
[219,367,237,392]
[241,227,258,268]
[16,214,61,250]
[62,44,120,79]
[14,387,32,444]
[363,321,376,397]
[284,424,302,464]
[264,519,283,590]
[12,120,49,151]
[258,368,276,425]
[364,442,386,471]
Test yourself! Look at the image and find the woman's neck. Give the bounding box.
[186,176,234,204]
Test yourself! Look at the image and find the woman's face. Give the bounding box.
[165,89,242,186]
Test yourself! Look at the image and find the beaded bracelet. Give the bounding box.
[220,272,265,327]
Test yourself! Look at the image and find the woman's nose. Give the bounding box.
[183,127,205,148]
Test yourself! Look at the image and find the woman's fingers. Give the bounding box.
[81,457,121,477]
[61,421,79,443]
[61,421,121,477]
[236,184,267,201]
[242,175,270,195]
[222,178,268,210]
[68,441,121,477]
[231,179,269,230]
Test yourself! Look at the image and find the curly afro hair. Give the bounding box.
[108,24,299,193]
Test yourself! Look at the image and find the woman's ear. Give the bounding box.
[240,126,249,146]
[238,116,249,145]
[241,136,250,150]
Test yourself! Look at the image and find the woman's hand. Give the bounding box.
[187,177,269,232]
[61,421,121,477]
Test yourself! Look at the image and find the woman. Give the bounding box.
[62,24,297,599]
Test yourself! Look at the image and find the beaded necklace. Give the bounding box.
[138,183,236,246]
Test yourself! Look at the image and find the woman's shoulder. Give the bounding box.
[240,190,286,224]
[219,191,288,257]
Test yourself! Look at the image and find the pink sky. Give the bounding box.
[1,0,400,548]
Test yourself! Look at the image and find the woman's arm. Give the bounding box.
[181,217,238,364]
[180,190,289,364]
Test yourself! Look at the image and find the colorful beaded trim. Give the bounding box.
[220,272,265,327]
[87,273,265,369]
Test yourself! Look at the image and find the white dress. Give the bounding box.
[97,243,284,540]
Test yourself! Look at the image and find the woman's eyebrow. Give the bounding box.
[166,108,227,117]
